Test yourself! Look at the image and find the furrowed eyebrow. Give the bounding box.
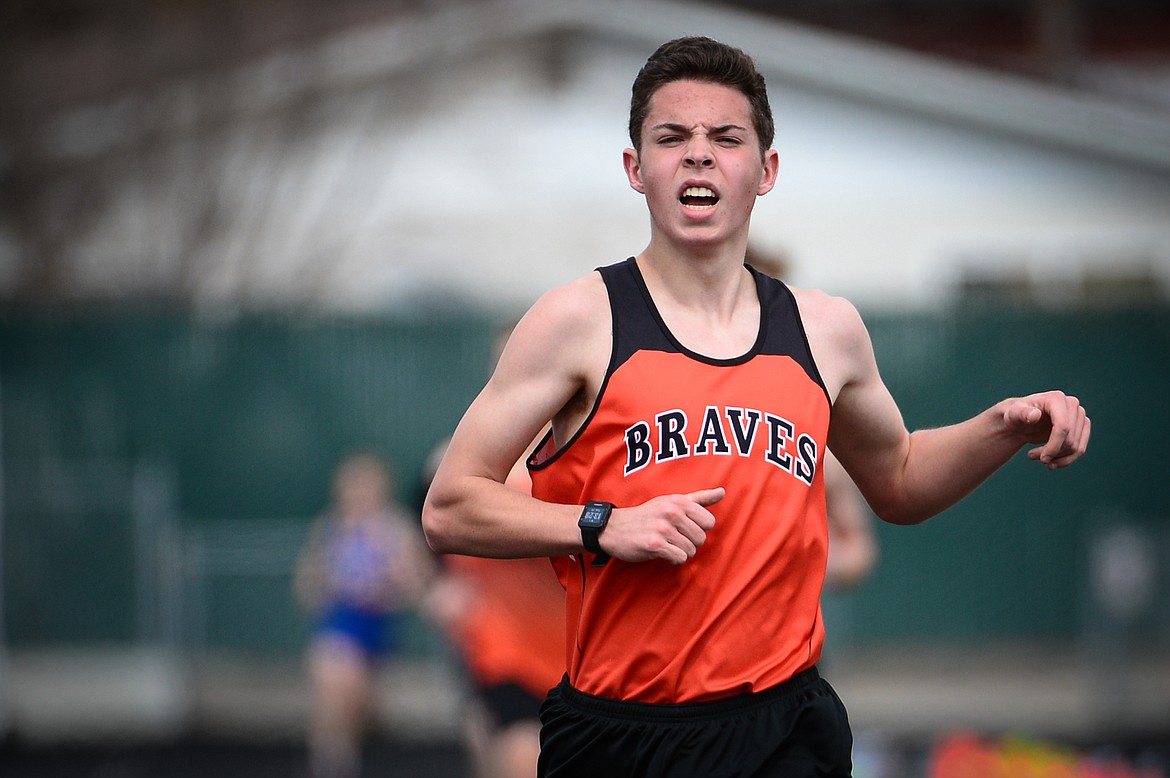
[649,122,749,135]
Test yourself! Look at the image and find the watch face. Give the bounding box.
[581,504,608,527]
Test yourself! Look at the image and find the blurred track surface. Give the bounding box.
[0,736,471,778]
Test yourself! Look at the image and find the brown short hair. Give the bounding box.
[628,36,775,157]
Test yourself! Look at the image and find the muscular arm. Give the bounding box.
[801,291,1091,526]
[422,278,599,558]
[422,273,723,562]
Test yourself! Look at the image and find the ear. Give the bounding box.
[757,149,779,196]
[623,147,645,194]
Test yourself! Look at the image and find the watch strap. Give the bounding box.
[579,501,613,567]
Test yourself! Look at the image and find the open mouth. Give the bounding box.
[680,186,718,210]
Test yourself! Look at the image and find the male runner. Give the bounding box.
[423,36,1090,777]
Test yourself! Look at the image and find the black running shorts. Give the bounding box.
[537,666,853,777]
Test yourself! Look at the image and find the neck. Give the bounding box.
[634,249,761,359]
[637,240,752,312]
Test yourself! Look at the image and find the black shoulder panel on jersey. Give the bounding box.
[597,258,827,399]
[749,265,828,396]
[598,257,676,372]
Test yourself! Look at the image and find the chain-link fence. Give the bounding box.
[2,306,1167,746]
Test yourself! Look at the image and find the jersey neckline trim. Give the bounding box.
[625,257,769,367]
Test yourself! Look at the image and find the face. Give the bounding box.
[335,461,389,518]
[623,80,779,250]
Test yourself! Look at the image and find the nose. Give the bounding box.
[684,137,715,168]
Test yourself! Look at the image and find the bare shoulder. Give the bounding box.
[480,270,611,452]
[789,286,865,341]
[788,286,873,398]
[503,271,608,370]
[523,270,608,336]
[490,270,611,401]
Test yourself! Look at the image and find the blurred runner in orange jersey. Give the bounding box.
[429,450,566,778]
[425,320,566,778]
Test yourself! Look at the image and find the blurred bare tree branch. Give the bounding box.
[0,0,429,309]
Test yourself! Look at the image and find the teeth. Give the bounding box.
[681,186,717,210]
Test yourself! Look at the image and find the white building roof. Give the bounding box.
[22,0,1170,310]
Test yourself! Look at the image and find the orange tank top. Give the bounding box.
[529,258,831,703]
[445,555,566,698]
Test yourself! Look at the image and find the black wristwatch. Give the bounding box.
[578,501,614,567]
